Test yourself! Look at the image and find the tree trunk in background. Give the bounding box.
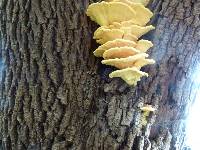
[0,0,199,149]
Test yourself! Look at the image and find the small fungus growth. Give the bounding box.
[86,0,155,86]
[140,104,156,126]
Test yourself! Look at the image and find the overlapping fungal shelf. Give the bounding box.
[86,0,155,86]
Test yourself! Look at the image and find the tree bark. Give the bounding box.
[0,0,199,149]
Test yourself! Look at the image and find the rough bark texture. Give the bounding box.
[0,0,199,149]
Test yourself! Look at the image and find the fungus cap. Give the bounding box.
[94,39,136,57]
[109,0,150,6]
[101,53,152,69]
[99,23,155,38]
[86,1,136,26]
[121,25,155,38]
[103,46,140,59]
[130,3,153,26]
[94,28,138,44]
[134,58,155,69]
[140,105,156,112]
[110,2,153,25]
[109,67,148,85]
[136,39,153,52]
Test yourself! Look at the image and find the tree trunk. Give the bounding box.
[0,0,199,149]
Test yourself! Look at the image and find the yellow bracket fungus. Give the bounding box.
[86,1,153,26]
[110,1,153,25]
[120,25,155,38]
[86,2,136,26]
[93,39,136,57]
[140,105,156,112]
[93,39,153,57]
[95,24,155,38]
[140,105,156,126]
[103,47,140,59]
[102,53,155,69]
[130,3,153,26]
[107,0,150,6]
[109,67,148,86]
[135,39,153,52]
[86,0,155,86]
[94,28,138,44]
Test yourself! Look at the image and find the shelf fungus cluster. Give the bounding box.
[86,0,155,86]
